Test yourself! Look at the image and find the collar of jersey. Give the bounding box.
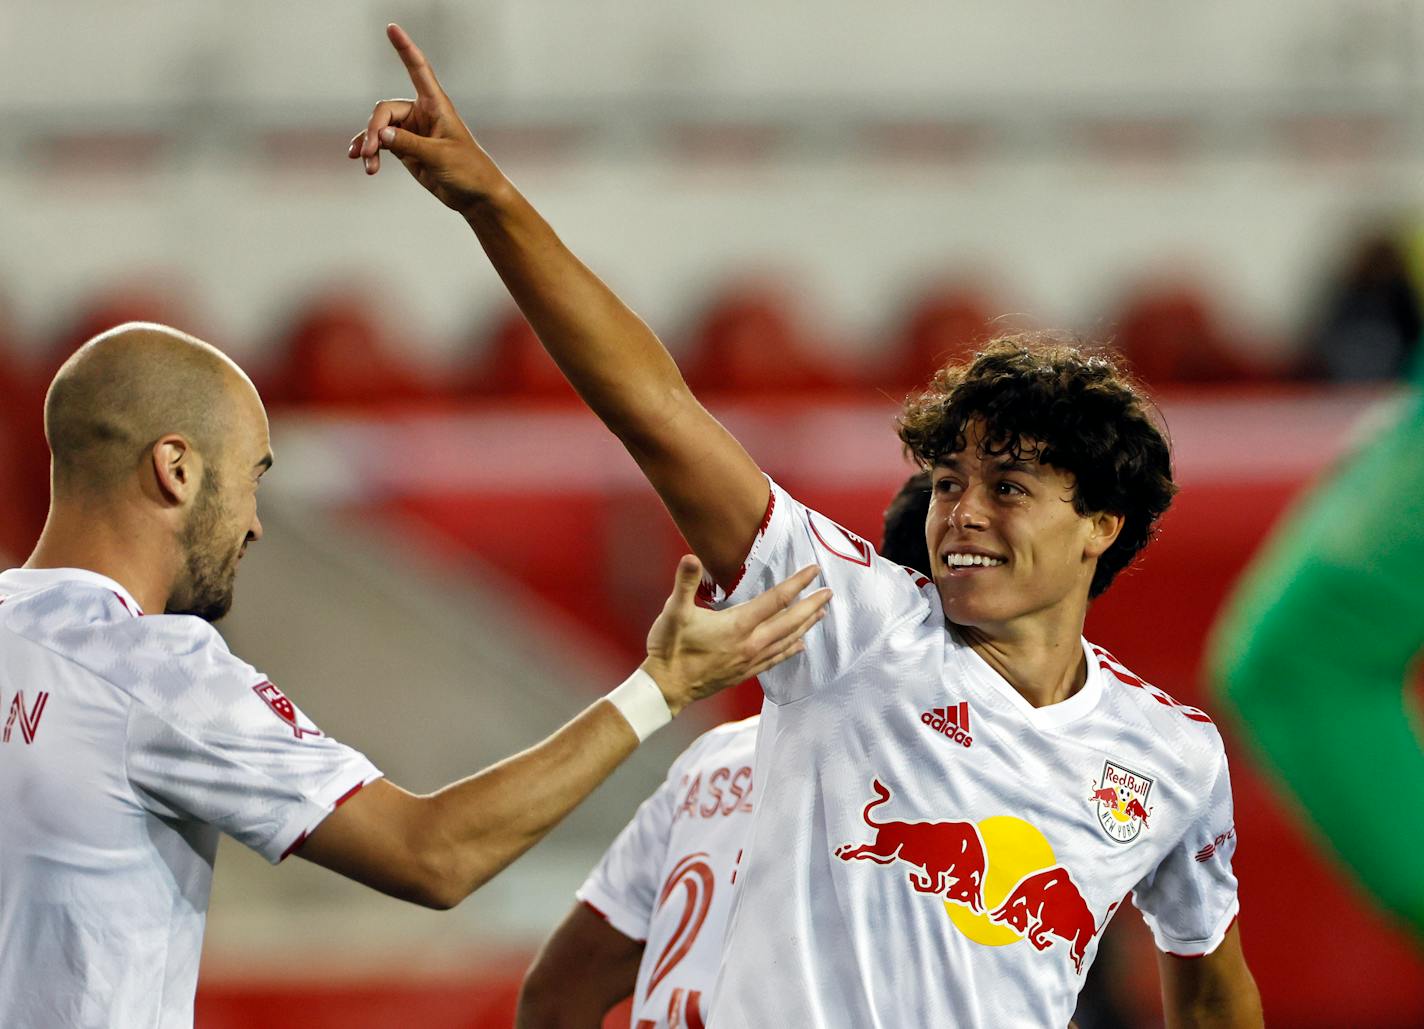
[955,635,1104,731]
[0,566,144,616]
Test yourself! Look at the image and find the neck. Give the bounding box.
[955,607,1089,708]
[24,496,177,615]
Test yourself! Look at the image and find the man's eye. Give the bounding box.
[997,481,1025,496]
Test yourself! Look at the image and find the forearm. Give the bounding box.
[463,183,691,447]
[422,696,639,904]
[461,182,768,582]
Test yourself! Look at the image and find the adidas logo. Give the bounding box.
[921,701,973,748]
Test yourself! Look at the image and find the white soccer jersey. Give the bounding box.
[705,480,1240,1029]
[0,568,381,1029]
[578,717,759,1029]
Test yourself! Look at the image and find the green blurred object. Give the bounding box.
[1210,376,1424,937]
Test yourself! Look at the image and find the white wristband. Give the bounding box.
[606,667,674,742]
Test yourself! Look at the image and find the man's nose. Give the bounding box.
[949,485,990,531]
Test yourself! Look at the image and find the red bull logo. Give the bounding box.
[1091,760,1154,843]
[836,779,1114,974]
[834,780,987,911]
[988,866,1117,974]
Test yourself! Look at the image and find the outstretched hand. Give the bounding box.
[349,23,506,213]
[643,556,830,716]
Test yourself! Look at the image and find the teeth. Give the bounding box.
[944,553,1005,568]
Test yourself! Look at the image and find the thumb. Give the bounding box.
[379,126,433,161]
[668,554,704,611]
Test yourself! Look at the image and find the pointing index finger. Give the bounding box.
[387,22,444,99]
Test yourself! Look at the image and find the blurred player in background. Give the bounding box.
[0,323,830,1029]
[1210,361,1424,936]
[357,24,1262,1026]
[515,474,933,1029]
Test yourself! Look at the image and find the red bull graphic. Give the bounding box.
[834,779,987,911]
[837,779,1116,975]
[1091,759,1154,843]
[988,866,1116,974]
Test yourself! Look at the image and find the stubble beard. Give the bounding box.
[167,478,242,623]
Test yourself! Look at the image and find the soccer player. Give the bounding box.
[355,24,1263,1026]
[514,474,933,1029]
[0,323,830,1029]
[1210,372,1424,936]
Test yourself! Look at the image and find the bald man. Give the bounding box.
[0,323,830,1029]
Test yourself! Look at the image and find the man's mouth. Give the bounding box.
[941,551,1007,569]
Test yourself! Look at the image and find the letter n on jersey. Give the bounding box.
[2,690,49,744]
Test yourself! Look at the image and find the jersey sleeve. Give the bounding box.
[122,618,381,865]
[705,476,933,705]
[1131,748,1240,957]
[576,766,679,942]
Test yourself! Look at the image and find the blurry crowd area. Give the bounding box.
[0,220,1419,558]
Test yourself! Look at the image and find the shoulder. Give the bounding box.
[673,715,761,776]
[53,606,260,707]
[1090,643,1226,770]
[0,578,134,635]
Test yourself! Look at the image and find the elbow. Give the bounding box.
[411,882,463,912]
[402,829,483,911]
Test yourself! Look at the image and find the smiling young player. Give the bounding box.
[355,24,1263,1027]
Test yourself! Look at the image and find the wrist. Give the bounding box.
[606,664,677,741]
[458,177,519,224]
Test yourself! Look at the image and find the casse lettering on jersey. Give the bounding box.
[676,765,753,820]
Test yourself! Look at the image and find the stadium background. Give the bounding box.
[3,2,1422,1025]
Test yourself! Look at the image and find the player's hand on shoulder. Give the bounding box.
[349,23,508,213]
[642,555,830,716]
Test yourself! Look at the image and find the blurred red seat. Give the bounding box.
[681,285,847,395]
[0,308,46,559]
[267,294,431,409]
[45,283,196,381]
[879,285,996,393]
[456,308,575,400]
[1111,284,1260,386]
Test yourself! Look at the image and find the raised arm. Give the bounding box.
[351,24,769,585]
[297,558,828,908]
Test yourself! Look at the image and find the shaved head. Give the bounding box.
[45,322,254,495]
[40,323,271,622]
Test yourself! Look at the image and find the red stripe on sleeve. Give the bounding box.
[1163,913,1239,959]
[277,778,373,862]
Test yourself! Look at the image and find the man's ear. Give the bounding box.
[1084,510,1124,561]
[150,434,200,506]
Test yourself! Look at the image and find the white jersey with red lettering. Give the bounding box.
[705,480,1240,1029]
[578,717,759,1029]
[0,568,381,1029]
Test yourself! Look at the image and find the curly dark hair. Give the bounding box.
[896,335,1176,599]
[881,471,933,578]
